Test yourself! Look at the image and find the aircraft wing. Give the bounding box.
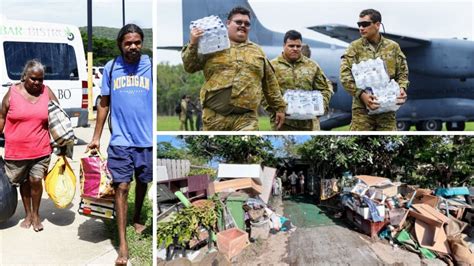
[156,46,182,51]
[308,24,431,49]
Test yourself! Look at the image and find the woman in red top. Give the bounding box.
[0,59,58,232]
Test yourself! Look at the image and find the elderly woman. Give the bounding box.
[0,59,58,232]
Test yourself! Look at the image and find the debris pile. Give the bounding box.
[339,175,474,264]
[157,164,294,263]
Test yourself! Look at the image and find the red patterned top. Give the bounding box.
[4,84,51,160]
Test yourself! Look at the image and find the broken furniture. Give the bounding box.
[158,174,209,199]
[345,207,388,238]
[209,178,262,195]
[215,164,276,203]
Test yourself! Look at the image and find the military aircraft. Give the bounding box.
[160,0,474,131]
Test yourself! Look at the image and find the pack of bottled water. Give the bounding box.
[351,58,401,114]
[284,89,324,120]
[351,58,390,89]
[190,15,230,55]
[367,79,401,115]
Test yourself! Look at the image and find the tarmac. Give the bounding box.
[0,121,124,265]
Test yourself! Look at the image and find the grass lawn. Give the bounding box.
[104,181,153,266]
[157,115,474,132]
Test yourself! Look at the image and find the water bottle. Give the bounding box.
[190,15,230,54]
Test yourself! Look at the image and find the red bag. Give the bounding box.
[80,150,114,198]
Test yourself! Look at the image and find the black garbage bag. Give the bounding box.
[0,157,18,223]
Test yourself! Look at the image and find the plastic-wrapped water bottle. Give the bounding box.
[190,15,230,54]
[284,89,324,119]
[311,91,324,116]
[352,57,401,114]
[368,79,401,115]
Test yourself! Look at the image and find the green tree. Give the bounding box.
[156,64,203,115]
[277,135,301,158]
[81,31,120,65]
[157,138,207,166]
[298,135,473,187]
[355,136,404,178]
[412,136,473,187]
[298,136,405,179]
[183,135,277,166]
[81,31,153,66]
[299,136,366,179]
[156,141,185,160]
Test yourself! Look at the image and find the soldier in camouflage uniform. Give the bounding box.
[181,6,286,131]
[267,30,333,131]
[301,43,311,58]
[340,9,409,131]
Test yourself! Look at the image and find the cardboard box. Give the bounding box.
[356,205,385,220]
[217,228,249,260]
[356,175,392,187]
[375,184,399,198]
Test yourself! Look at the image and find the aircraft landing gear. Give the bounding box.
[416,120,442,131]
[446,121,465,131]
[396,121,411,131]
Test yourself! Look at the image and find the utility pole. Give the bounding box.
[87,0,94,120]
[122,0,125,26]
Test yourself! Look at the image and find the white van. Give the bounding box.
[0,18,89,127]
[89,66,103,109]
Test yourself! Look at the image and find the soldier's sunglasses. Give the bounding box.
[357,21,373,28]
[232,20,251,28]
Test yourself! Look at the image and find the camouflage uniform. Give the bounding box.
[179,99,187,131]
[340,35,409,131]
[181,41,286,131]
[268,54,333,131]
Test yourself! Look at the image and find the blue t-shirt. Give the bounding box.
[101,54,152,147]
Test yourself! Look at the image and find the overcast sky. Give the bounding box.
[156,0,474,64]
[0,0,153,28]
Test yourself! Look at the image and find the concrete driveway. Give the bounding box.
[0,121,121,265]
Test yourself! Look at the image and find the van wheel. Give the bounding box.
[94,96,101,111]
[417,120,442,131]
[446,121,465,131]
[396,121,411,131]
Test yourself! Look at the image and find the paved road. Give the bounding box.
[283,197,446,265]
[0,120,122,265]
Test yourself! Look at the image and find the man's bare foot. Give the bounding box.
[115,248,129,265]
[115,255,128,265]
[133,223,146,234]
[20,216,32,229]
[32,216,43,232]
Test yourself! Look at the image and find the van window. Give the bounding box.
[3,41,79,80]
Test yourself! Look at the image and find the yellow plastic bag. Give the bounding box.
[45,156,76,208]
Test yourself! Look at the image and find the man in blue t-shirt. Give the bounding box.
[87,23,152,265]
